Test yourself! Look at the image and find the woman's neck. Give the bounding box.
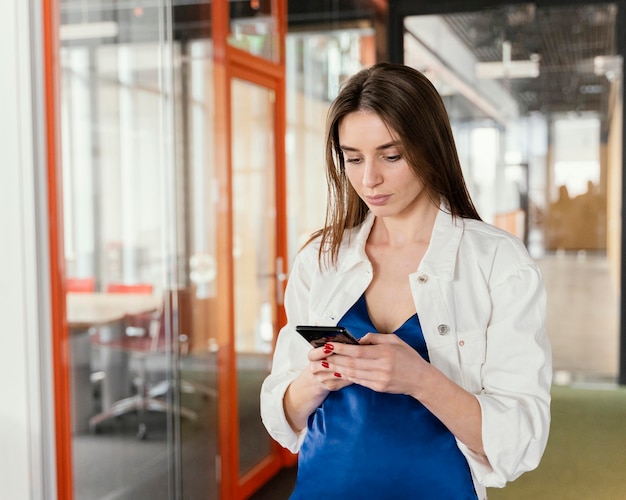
[370,201,439,248]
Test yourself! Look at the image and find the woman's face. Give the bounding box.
[338,110,431,218]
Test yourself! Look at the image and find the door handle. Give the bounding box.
[275,256,287,305]
[256,257,287,305]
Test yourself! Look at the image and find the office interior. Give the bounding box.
[2,0,625,498]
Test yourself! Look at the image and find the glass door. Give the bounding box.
[59,3,220,499]
[55,0,288,498]
[230,75,283,488]
[215,1,287,495]
[60,36,182,500]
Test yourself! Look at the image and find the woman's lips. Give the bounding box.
[364,194,391,206]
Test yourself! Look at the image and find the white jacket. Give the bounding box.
[261,208,552,499]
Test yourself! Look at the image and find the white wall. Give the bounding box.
[0,1,57,498]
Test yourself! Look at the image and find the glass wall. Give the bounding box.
[177,37,220,500]
[60,1,219,498]
[403,5,622,384]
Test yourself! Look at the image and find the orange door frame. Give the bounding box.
[212,1,289,498]
[42,0,74,499]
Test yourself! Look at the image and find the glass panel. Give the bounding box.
[177,39,220,500]
[229,0,279,61]
[60,1,218,499]
[285,28,375,263]
[231,78,276,475]
[402,5,621,384]
[62,37,178,498]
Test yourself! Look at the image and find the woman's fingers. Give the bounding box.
[318,337,426,394]
[307,334,422,393]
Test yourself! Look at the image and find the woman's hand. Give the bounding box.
[307,343,354,391]
[321,333,429,396]
[324,333,485,456]
[282,343,353,433]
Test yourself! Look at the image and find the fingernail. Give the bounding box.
[321,361,329,368]
[324,343,334,351]
[333,372,341,378]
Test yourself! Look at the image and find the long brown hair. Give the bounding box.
[314,62,481,266]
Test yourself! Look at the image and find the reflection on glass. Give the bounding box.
[178,38,220,500]
[231,78,276,475]
[60,4,219,499]
[62,37,178,498]
[229,0,278,61]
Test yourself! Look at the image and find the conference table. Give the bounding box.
[67,292,162,329]
[66,292,162,433]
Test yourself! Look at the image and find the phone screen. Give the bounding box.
[295,325,360,348]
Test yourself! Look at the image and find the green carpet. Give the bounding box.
[487,385,626,499]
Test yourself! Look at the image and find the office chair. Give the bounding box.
[89,286,198,439]
[89,303,198,439]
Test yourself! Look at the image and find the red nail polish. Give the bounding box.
[333,372,341,378]
[321,361,329,368]
[324,343,334,351]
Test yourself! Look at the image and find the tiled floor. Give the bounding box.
[536,251,620,383]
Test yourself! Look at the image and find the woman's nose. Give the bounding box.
[362,159,382,188]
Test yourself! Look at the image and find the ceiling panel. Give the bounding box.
[442,3,619,120]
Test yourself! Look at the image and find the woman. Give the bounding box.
[261,63,551,499]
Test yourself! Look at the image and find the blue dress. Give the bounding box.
[291,294,477,499]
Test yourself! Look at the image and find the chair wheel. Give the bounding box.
[136,423,147,440]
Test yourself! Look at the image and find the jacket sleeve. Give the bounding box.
[260,249,315,453]
[465,260,552,487]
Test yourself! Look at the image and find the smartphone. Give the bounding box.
[295,325,360,348]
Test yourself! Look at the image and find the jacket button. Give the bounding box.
[437,324,450,335]
[417,274,429,284]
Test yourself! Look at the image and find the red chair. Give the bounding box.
[67,277,96,293]
[106,283,153,294]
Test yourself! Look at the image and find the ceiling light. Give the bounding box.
[476,60,540,79]
[475,41,540,79]
[593,55,622,81]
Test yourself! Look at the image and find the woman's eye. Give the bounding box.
[345,157,362,164]
[385,154,401,162]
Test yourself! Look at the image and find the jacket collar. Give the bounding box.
[335,213,375,272]
[337,205,463,281]
[419,207,463,281]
